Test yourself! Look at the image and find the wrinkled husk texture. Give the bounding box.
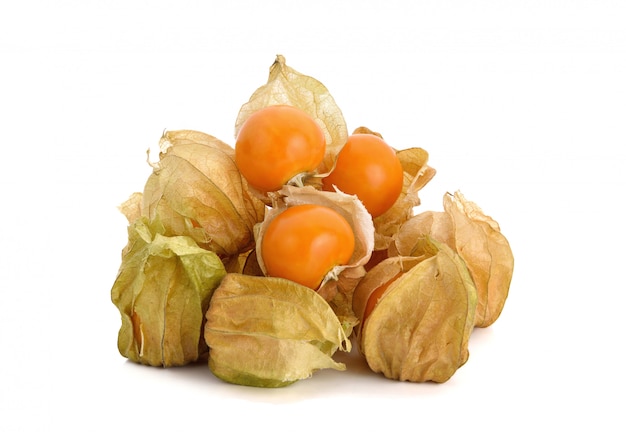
[204,273,350,387]
[111,218,226,367]
[443,192,514,327]
[355,240,477,383]
[111,55,514,387]
[254,185,376,338]
[235,55,348,178]
[121,130,265,259]
[256,186,374,295]
[392,191,514,328]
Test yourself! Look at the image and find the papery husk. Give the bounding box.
[443,191,514,328]
[390,210,455,257]
[324,265,366,339]
[111,217,227,367]
[255,185,375,303]
[354,239,477,383]
[352,256,423,343]
[204,273,350,388]
[235,55,348,175]
[125,130,266,259]
[221,250,255,274]
[350,128,436,251]
[241,249,265,276]
[119,192,143,225]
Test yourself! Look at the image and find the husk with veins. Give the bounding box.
[391,191,514,328]
[111,217,227,367]
[234,55,349,185]
[120,130,266,260]
[204,273,350,388]
[391,210,455,257]
[443,191,514,328]
[352,238,477,383]
[254,185,375,329]
[352,255,423,344]
[110,54,515,386]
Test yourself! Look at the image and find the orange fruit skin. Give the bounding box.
[261,204,355,289]
[323,133,403,218]
[363,273,402,323]
[235,105,326,192]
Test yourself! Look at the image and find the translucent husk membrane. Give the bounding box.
[111,55,514,387]
[256,186,374,289]
[120,130,266,260]
[204,273,350,388]
[392,191,514,327]
[111,217,227,367]
[353,238,477,383]
[235,54,349,195]
[254,185,375,336]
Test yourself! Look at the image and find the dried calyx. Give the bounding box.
[204,273,351,387]
[353,237,477,383]
[120,130,265,260]
[111,55,514,389]
[111,218,226,367]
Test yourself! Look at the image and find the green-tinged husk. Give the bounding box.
[254,185,375,337]
[121,130,265,259]
[204,273,350,387]
[111,55,514,388]
[111,217,226,367]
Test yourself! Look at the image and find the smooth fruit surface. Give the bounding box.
[235,105,326,192]
[261,204,355,289]
[322,133,403,217]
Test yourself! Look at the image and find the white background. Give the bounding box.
[1,1,625,430]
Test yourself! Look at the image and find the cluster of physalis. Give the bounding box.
[111,55,514,387]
